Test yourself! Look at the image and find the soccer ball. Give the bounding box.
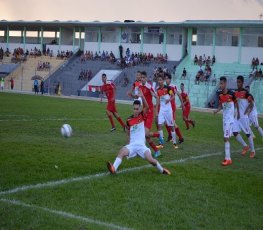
[61,124,73,138]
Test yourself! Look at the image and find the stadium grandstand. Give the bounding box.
[0,20,263,113]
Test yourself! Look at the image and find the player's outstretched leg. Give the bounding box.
[146,137,161,158]
[222,139,232,166]
[234,132,249,156]
[144,150,171,175]
[107,147,129,174]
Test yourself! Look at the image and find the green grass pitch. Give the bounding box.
[0,92,262,229]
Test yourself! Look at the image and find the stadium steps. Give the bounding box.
[250,79,263,114]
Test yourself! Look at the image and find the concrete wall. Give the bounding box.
[191,46,213,59]
[143,44,163,56]
[166,44,182,61]
[241,47,263,64]
[215,46,238,63]
[61,28,73,45]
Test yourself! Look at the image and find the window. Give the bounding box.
[166,27,182,45]
[121,27,141,43]
[101,27,118,43]
[216,28,239,46]
[85,27,99,42]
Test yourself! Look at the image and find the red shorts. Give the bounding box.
[144,108,154,130]
[183,106,190,118]
[107,101,117,113]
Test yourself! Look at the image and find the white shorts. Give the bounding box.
[233,118,251,135]
[125,143,150,159]
[223,122,233,138]
[158,109,174,126]
[249,114,259,128]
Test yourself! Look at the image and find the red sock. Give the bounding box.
[165,125,171,136]
[148,139,158,152]
[175,127,183,139]
[108,115,115,128]
[152,132,160,138]
[117,117,125,128]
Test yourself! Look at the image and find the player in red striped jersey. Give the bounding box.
[100,73,125,132]
[180,83,195,130]
[165,73,184,143]
[107,91,171,175]
[214,76,239,166]
[139,71,163,158]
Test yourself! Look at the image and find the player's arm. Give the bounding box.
[167,89,175,104]
[138,89,149,114]
[100,87,104,102]
[127,84,137,99]
[214,102,222,114]
[244,94,254,115]
[176,91,185,110]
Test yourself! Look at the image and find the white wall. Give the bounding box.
[241,47,263,64]
[143,44,163,56]
[25,44,41,51]
[84,42,98,53]
[8,43,23,53]
[166,44,182,61]
[0,42,7,50]
[120,43,141,58]
[215,46,238,63]
[191,46,213,59]
[100,43,120,57]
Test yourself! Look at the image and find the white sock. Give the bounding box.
[225,141,231,160]
[257,127,263,137]
[155,161,163,173]
[158,130,164,139]
[171,131,176,144]
[248,135,255,152]
[113,157,122,171]
[235,134,247,147]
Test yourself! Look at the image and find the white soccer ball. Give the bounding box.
[61,124,73,138]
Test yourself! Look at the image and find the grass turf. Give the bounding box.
[0,92,262,229]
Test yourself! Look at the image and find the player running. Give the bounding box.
[156,74,178,149]
[180,83,195,130]
[214,76,238,166]
[233,75,256,158]
[165,73,184,143]
[139,71,163,158]
[100,73,126,132]
[107,91,171,175]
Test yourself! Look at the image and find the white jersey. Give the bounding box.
[234,89,252,119]
[219,90,236,123]
[126,113,145,145]
[157,85,173,112]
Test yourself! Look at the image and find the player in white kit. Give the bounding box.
[233,75,256,158]
[107,90,171,175]
[245,86,263,140]
[214,76,237,166]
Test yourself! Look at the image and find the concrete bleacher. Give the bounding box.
[48,54,178,98]
[4,56,65,91]
[173,55,253,108]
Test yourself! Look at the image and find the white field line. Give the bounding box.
[0,198,131,230]
[0,148,262,196]
[0,151,224,196]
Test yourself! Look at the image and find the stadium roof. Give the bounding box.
[0,20,262,30]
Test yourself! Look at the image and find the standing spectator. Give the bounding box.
[40,80,44,95]
[34,79,39,94]
[181,68,187,79]
[10,77,14,90]
[0,77,4,90]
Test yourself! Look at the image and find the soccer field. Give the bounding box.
[0,92,262,229]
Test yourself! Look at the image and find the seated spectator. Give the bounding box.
[212,55,216,65]
[194,54,198,65]
[258,68,263,80]
[181,68,187,79]
[208,99,215,108]
[249,68,257,78]
[195,66,203,85]
[204,65,212,84]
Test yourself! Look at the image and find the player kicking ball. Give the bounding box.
[107,91,171,175]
